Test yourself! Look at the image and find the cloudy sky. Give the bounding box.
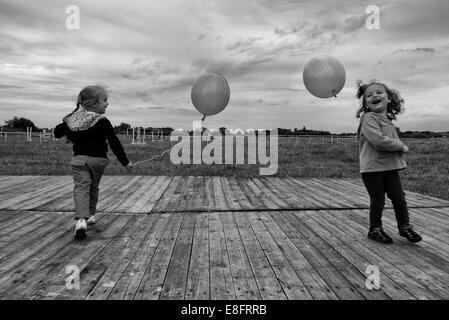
[1,0,448,133]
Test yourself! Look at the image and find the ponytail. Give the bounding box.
[63,85,107,121]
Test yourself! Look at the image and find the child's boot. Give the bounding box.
[368,227,393,244]
[399,227,422,243]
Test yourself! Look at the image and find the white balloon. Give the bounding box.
[303,55,346,98]
[191,73,230,117]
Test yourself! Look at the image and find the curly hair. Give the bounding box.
[355,79,404,120]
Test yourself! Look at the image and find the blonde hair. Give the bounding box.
[64,85,107,120]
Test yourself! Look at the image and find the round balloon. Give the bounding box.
[191,73,230,117]
[302,55,346,98]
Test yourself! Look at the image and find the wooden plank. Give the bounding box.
[164,176,190,212]
[57,215,150,299]
[232,212,287,299]
[202,176,215,210]
[245,211,313,299]
[0,212,69,261]
[258,211,339,300]
[299,179,354,209]
[273,177,323,208]
[134,212,184,299]
[105,213,171,300]
[112,176,157,213]
[228,177,253,210]
[268,211,365,299]
[220,177,242,211]
[309,178,363,207]
[0,211,23,224]
[221,212,261,300]
[0,213,119,298]
[159,212,196,300]
[13,178,73,210]
[0,176,49,195]
[0,211,46,239]
[0,177,67,210]
[208,212,235,300]
[137,176,173,213]
[322,210,445,299]
[151,176,182,213]
[259,177,302,208]
[349,209,449,264]
[245,178,280,210]
[103,176,147,213]
[212,176,228,211]
[283,178,332,208]
[235,178,265,209]
[86,214,160,299]
[25,214,132,300]
[190,176,205,211]
[307,210,448,299]
[288,210,388,300]
[252,178,288,208]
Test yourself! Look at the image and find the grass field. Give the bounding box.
[0,135,448,201]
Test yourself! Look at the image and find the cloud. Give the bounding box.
[0,0,448,132]
[395,47,436,54]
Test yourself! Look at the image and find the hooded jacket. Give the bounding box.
[357,112,406,173]
[54,108,129,166]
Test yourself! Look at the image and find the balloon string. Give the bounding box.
[201,115,206,121]
[332,89,337,98]
[133,148,171,166]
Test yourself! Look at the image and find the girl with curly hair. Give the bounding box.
[356,80,421,244]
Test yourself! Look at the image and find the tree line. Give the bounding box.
[1,117,448,138]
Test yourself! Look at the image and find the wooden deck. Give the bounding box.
[0,175,448,300]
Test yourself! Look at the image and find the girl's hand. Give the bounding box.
[403,145,409,153]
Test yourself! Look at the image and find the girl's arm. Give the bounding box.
[360,114,405,152]
[54,122,67,138]
[103,119,130,166]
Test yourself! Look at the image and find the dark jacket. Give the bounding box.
[54,108,129,166]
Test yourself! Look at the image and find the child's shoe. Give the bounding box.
[368,227,393,244]
[74,219,87,240]
[399,227,422,243]
[87,215,96,225]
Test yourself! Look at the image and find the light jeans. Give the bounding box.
[71,155,109,220]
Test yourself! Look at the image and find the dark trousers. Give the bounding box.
[361,170,411,231]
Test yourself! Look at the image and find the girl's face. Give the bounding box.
[365,84,390,114]
[91,92,109,114]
